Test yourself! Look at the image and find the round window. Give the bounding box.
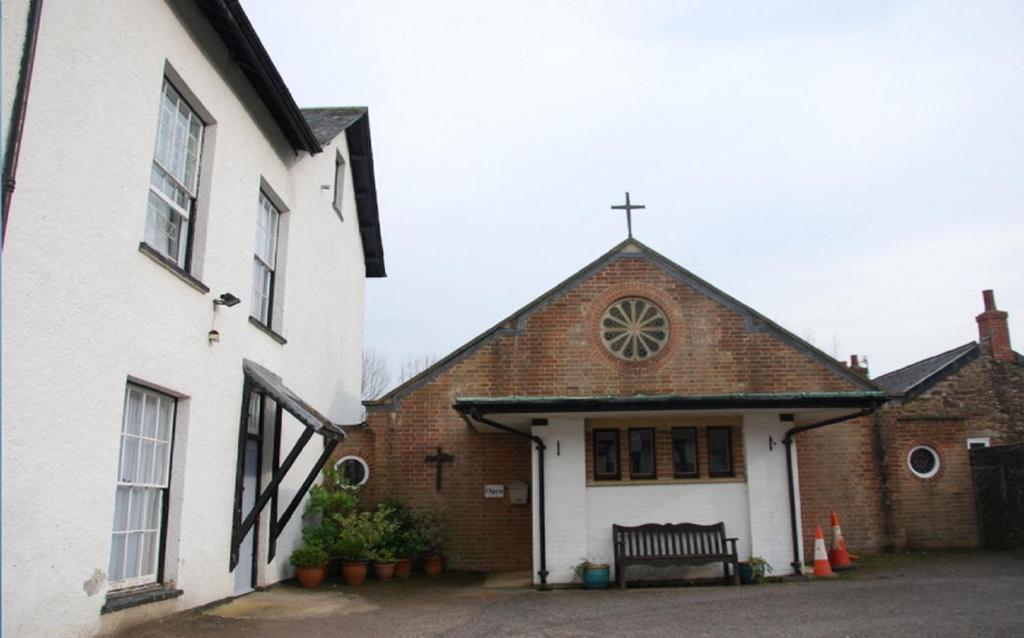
[335,455,369,487]
[907,446,940,479]
[600,297,669,362]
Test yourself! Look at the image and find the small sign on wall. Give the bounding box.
[484,484,505,498]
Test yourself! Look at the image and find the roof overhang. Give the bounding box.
[195,0,322,154]
[243,359,347,440]
[455,392,887,433]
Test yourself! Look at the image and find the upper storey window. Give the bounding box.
[145,81,204,268]
[251,192,281,327]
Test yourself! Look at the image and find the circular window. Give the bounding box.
[907,446,940,479]
[600,297,669,361]
[334,455,369,487]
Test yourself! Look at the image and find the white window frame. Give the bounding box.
[334,455,369,487]
[250,191,281,326]
[907,445,941,479]
[966,437,991,450]
[108,384,176,590]
[144,79,204,268]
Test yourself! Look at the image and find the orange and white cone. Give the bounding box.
[828,511,854,570]
[813,525,836,578]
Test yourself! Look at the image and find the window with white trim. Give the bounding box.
[250,192,281,326]
[109,385,176,588]
[335,456,369,487]
[145,80,204,267]
[967,437,991,450]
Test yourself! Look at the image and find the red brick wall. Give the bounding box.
[355,253,868,572]
[796,416,886,558]
[797,354,1024,558]
[877,356,1024,550]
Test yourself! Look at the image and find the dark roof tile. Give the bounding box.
[873,342,978,396]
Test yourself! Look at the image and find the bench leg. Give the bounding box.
[731,559,740,585]
[723,561,730,586]
[617,564,626,590]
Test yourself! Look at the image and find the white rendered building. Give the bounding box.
[2,1,386,635]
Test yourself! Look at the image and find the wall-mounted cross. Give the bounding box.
[611,192,645,239]
[424,446,455,492]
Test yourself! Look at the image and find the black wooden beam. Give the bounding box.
[270,437,340,557]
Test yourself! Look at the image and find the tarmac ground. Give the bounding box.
[117,551,1024,637]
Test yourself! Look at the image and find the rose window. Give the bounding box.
[600,297,669,361]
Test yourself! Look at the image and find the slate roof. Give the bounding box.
[873,341,979,397]
[366,238,881,411]
[302,108,368,146]
[301,108,386,277]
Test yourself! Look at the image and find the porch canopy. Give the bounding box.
[243,359,346,440]
[454,391,888,433]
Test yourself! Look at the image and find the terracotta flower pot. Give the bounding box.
[374,562,396,582]
[296,564,327,589]
[422,555,444,576]
[394,558,413,578]
[341,560,369,586]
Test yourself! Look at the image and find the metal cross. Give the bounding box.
[611,192,645,239]
[424,446,454,492]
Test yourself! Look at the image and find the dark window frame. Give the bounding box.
[628,428,657,479]
[332,150,346,220]
[671,427,699,478]
[592,429,621,481]
[707,426,735,477]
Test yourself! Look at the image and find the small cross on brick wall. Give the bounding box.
[424,446,454,492]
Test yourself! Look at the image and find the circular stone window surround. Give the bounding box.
[334,455,370,487]
[907,445,940,479]
[600,297,670,361]
[587,283,681,370]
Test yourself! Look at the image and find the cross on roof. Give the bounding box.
[611,192,645,239]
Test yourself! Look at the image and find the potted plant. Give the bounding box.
[574,559,610,589]
[290,543,329,589]
[372,547,397,582]
[380,499,419,578]
[333,504,398,586]
[738,556,773,584]
[413,508,449,576]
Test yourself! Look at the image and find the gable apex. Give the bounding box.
[367,239,879,410]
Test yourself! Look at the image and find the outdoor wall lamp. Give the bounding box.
[214,292,241,307]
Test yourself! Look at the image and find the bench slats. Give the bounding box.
[613,522,739,589]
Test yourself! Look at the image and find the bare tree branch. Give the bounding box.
[398,353,437,385]
[362,348,392,401]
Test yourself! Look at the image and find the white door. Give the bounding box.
[234,439,259,595]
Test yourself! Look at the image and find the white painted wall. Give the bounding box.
[586,482,752,582]
[531,418,588,584]
[743,414,802,576]
[1,2,370,636]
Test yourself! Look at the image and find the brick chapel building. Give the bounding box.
[341,241,1022,584]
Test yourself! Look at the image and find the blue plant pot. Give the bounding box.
[739,563,754,585]
[582,564,610,589]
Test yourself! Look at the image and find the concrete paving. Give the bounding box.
[119,552,1024,637]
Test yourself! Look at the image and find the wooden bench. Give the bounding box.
[612,522,739,589]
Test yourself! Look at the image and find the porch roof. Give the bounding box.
[454,391,887,415]
[243,359,348,440]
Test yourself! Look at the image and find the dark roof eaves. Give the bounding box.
[196,0,322,154]
[454,392,888,414]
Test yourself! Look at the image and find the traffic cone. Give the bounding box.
[812,525,836,578]
[828,511,854,571]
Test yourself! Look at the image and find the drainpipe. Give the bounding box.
[782,406,880,575]
[2,0,45,246]
[464,409,549,588]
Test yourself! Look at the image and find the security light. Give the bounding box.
[214,292,241,307]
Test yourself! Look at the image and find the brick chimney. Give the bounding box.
[976,289,1014,362]
[847,354,869,377]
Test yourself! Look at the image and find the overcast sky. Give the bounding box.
[243,0,1023,382]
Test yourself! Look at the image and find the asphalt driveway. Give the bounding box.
[121,551,1024,637]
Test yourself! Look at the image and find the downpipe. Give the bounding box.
[782,407,879,575]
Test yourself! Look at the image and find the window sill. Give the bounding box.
[138,243,210,294]
[587,476,746,487]
[102,584,183,614]
[249,316,287,345]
